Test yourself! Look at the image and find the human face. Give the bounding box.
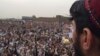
[71,20,84,56]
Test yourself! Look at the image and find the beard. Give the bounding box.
[73,36,84,56]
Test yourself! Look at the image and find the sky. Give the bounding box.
[0,0,76,19]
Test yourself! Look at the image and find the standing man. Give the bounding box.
[70,0,100,56]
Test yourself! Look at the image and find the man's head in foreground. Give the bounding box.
[70,0,100,56]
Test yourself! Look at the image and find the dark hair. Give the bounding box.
[70,0,100,37]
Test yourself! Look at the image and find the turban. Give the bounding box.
[85,0,100,28]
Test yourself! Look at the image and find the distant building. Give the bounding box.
[22,16,33,20]
[22,15,36,20]
[22,15,69,22]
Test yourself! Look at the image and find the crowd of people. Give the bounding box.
[0,19,74,56]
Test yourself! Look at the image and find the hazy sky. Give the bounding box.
[0,0,76,18]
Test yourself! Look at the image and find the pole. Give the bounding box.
[34,33,38,56]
